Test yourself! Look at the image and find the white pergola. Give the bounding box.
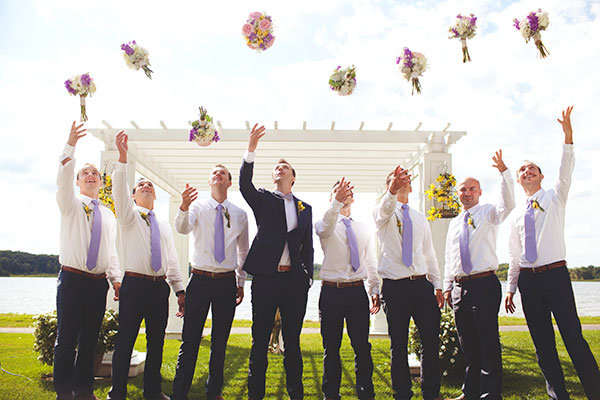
[90,121,465,334]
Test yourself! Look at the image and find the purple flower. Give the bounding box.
[265,33,273,42]
[249,32,257,41]
[64,79,76,95]
[470,16,477,26]
[451,27,459,37]
[213,131,220,143]
[132,40,136,45]
[527,12,539,32]
[80,73,92,87]
[121,43,134,55]
[513,18,520,30]
[395,56,401,64]
[402,47,414,69]
[189,128,197,141]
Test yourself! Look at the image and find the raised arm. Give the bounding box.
[488,149,515,224]
[373,166,410,228]
[113,131,137,225]
[57,122,87,215]
[174,183,198,234]
[555,106,575,206]
[240,124,266,210]
[315,178,353,238]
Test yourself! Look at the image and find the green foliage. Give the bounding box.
[0,250,60,276]
[408,307,464,378]
[497,263,509,280]
[32,309,119,366]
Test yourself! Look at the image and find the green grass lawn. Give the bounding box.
[1,332,598,399]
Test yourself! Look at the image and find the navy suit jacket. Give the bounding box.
[239,160,314,284]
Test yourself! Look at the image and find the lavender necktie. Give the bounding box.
[401,204,413,267]
[86,199,102,270]
[214,204,225,263]
[524,200,537,262]
[342,218,360,271]
[459,211,473,274]
[148,210,162,272]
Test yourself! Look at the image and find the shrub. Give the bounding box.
[408,307,464,377]
[33,309,119,366]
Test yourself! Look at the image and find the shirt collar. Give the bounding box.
[207,197,229,209]
[136,205,152,214]
[463,203,481,215]
[274,190,294,200]
[527,188,545,201]
[80,195,95,205]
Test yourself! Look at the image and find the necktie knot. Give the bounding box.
[91,199,99,206]
[276,192,293,200]
[464,211,470,223]
[342,218,352,227]
[402,203,409,211]
[527,199,534,209]
[148,210,155,216]
[216,204,223,212]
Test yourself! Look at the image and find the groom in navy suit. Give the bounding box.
[240,124,314,400]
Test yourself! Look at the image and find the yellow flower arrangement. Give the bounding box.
[531,199,545,212]
[297,201,306,213]
[425,173,461,221]
[83,203,93,221]
[139,212,150,226]
[396,216,403,234]
[223,207,231,228]
[467,216,476,229]
[98,173,116,216]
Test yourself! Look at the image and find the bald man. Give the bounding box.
[443,151,515,400]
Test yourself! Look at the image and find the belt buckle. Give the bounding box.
[531,266,541,274]
[210,272,216,278]
[409,275,417,281]
[336,282,342,288]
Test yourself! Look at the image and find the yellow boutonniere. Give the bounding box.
[223,207,231,228]
[297,201,306,213]
[396,216,402,234]
[467,216,476,229]
[83,203,93,221]
[139,212,150,226]
[532,199,545,212]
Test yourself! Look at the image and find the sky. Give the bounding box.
[0,0,599,267]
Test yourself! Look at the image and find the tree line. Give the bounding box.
[0,250,597,280]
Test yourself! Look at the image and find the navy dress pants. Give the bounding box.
[247,273,309,400]
[518,266,600,400]
[319,284,375,400]
[108,275,170,400]
[54,269,108,399]
[382,278,441,400]
[452,274,502,400]
[172,274,237,400]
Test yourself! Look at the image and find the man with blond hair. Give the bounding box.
[55,122,121,400]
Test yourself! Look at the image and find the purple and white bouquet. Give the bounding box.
[121,40,153,79]
[328,65,356,96]
[396,48,427,95]
[242,12,275,52]
[448,13,477,62]
[514,9,550,58]
[64,73,96,122]
[189,107,220,147]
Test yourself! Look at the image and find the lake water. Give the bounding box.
[1,277,599,319]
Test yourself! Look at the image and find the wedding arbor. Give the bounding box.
[90,121,465,334]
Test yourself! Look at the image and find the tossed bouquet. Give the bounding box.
[328,65,357,96]
[514,9,550,58]
[396,48,427,95]
[64,73,96,122]
[448,13,477,62]
[189,107,220,147]
[243,12,275,52]
[121,40,153,79]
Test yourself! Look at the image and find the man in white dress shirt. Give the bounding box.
[171,164,249,400]
[504,106,600,400]
[107,131,185,400]
[316,178,380,400]
[374,167,444,400]
[443,150,515,400]
[55,122,121,400]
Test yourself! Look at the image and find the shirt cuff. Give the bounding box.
[60,144,75,163]
[330,199,344,212]
[244,151,256,163]
[563,143,574,152]
[508,283,518,293]
[115,161,127,171]
[501,168,511,178]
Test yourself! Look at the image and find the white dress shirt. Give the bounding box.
[443,169,515,292]
[508,144,575,293]
[373,191,442,289]
[175,197,249,287]
[315,199,379,296]
[243,150,297,266]
[56,144,121,284]
[113,162,184,293]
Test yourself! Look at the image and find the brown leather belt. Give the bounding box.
[455,270,496,284]
[125,271,166,281]
[520,260,566,274]
[61,266,106,280]
[322,280,364,288]
[192,269,235,279]
[277,265,292,272]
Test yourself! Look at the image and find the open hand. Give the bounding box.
[115,130,127,163]
[491,149,507,173]
[370,294,381,314]
[67,121,87,146]
[505,292,516,314]
[388,166,411,195]
[557,105,574,144]
[180,183,198,211]
[247,123,266,152]
[333,177,354,203]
